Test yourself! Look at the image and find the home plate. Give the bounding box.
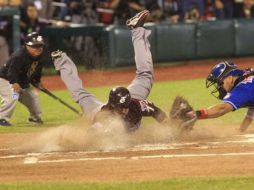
[24,157,39,164]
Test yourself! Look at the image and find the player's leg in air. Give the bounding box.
[126,10,154,100]
[51,50,103,120]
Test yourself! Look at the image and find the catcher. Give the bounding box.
[172,61,254,132]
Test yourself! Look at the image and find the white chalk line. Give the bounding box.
[0,139,248,153]
[23,134,254,164]
[0,147,17,151]
[0,133,253,153]
[0,155,27,159]
[0,151,99,159]
[0,139,247,160]
[23,151,254,164]
[0,133,253,162]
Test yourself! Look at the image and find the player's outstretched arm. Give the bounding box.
[195,102,234,119]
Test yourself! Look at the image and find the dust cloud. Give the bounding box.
[15,118,177,153]
[13,118,240,154]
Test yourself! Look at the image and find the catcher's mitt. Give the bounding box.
[170,96,196,131]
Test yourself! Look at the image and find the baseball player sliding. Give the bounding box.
[51,10,168,131]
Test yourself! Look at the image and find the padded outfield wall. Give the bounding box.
[102,19,254,67]
[40,19,254,68]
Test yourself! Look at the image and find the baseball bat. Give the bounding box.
[36,85,82,116]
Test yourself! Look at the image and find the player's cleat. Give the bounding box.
[51,50,63,61]
[126,10,150,29]
[28,117,44,125]
[0,119,12,126]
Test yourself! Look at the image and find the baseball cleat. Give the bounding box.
[51,50,63,61]
[28,117,44,125]
[126,10,150,29]
[0,119,12,126]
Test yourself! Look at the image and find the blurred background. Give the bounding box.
[0,0,254,71]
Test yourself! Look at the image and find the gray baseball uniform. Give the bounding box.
[53,27,153,120]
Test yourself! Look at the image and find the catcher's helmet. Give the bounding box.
[206,61,244,99]
[25,32,45,47]
[108,87,131,109]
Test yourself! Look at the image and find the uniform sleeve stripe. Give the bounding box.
[223,100,237,110]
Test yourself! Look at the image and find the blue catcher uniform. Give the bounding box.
[191,61,254,132]
[206,61,254,121]
[223,76,254,110]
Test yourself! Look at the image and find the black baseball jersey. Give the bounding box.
[95,98,167,131]
[0,46,52,89]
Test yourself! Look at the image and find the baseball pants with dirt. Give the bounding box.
[127,27,154,100]
[0,78,42,121]
[53,27,153,120]
[53,53,103,120]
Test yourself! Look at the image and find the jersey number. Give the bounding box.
[139,100,154,112]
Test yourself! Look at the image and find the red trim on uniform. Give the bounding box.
[196,109,208,119]
[200,109,208,119]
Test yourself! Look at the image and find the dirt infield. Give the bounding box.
[1,57,254,182]
[0,126,254,182]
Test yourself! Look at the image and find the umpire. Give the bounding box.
[0,32,50,126]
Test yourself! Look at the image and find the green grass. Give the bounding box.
[148,79,246,127]
[0,78,246,133]
[42,65,87,76]
[0,177,254,190]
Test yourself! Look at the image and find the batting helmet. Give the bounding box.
[206,61,244,99]
[25,32,45,47]
[108,87,131,109]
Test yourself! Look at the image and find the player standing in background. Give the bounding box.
[51,10,168,131]
[188,61,254,132]
[0,32,51,126]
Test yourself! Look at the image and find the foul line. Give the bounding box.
[0,148,16,151]
[24,151,254,164]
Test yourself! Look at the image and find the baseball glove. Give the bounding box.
[169,96,196,131]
